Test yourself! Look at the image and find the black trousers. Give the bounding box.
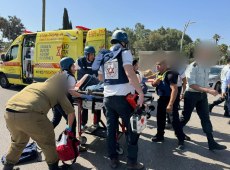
[167,86,182,123]
[210,97,229,115]
[104,96,139,163]
[52,104,77,136]
[157,95,185,141]
[82,108,101,126]
[181,91,213,134]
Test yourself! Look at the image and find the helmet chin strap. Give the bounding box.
[120,42,129,49]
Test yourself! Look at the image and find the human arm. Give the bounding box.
[187,65,218,96]
[122,50,144,106]
[151,78,162,87]
[166,72,178,113]
[58,94,75,129]
[124,65,144,106]
[180,73,187,99]
[167,83,178,113]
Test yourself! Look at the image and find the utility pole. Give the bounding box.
[180,20,196,52]
[42,0,46,31]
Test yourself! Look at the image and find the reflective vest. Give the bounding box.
[102,51,129,85]
[77,57,98,80]
[156,70,171,96]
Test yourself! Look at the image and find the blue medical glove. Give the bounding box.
[81,94,93,101]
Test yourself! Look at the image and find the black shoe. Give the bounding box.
[3,164,14,170]
[110,158,119,169]
[48,161,61,170]
[209,142,227,150]
[177,141,185,150]
[127,161,145,170]
[79,145,88,152]
[151,135,164,142]
[184,134,191,141]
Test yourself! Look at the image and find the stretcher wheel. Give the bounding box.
[79,136,87,145]
[116,145,124,155]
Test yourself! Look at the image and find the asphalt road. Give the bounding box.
[0,85,230,170]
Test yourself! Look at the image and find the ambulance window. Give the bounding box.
[7,45,18,61]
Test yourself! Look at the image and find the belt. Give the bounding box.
[6,108,24,113]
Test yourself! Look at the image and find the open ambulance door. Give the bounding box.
[85,28,108,54]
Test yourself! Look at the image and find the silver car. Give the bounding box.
[209,65,224,93]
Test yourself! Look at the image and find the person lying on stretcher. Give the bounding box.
[69,74,104,97]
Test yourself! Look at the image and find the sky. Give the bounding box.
[0,0,230,45]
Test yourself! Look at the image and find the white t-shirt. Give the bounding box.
[104,48,135,97]
[63,71,76,90]
[221,64,230,82]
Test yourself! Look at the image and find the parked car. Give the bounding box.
[208,65,224,93]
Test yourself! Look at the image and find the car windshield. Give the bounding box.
[210,67,222,75]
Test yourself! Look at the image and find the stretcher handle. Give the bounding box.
[77,90,104,97]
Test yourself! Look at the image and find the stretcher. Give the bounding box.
[73,91,155,154]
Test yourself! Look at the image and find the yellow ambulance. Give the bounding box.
[0,28,110,88]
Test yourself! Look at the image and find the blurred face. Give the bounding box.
[195,45,219,65]
[70,63,77,74]
[87,53,95,62]
[156,62,167,73]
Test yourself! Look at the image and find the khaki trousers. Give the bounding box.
[4,111,59,165]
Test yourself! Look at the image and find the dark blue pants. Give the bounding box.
[157,94,185,141]
[52,104,77,136]
[181,91,213,134]
[104,96,140,163]
[82,108,101,126]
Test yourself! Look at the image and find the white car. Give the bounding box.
[208,65,224,93]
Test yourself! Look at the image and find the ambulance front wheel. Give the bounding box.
[79,136,87,145]
[0,74,11,88]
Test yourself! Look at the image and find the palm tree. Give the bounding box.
[42,0,46,31]
[213,34,220,45]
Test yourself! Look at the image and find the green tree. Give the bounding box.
[213,34,221,44]
[1,16,25,41]
[63,8,70,30]
[218,43,228,57]
[148,27,192,51]
[69,21,73,29]
[0,17,8,31]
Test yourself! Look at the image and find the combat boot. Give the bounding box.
[207,133,227,150]
[48,161,61,170]
[3,163,15,170]
[127,161,144,170]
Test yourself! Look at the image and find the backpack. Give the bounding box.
[92,44,123,71]
[1,142,39,165]
[56,131,80,165]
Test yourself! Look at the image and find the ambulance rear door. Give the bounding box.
[85,28,108,54]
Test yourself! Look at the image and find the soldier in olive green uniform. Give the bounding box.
[3,73,75,170]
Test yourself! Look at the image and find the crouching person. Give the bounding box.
[3,72,75,170]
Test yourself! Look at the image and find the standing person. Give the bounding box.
[209,57,230,117]
[51,57,78,135]
[96,30,145,169]
[132,59,148,94]
[221,68,230,124]
[76,46,101,129]
[165,52,187,129]
[180,43,227,150]
[3,73,75,170]
[151,58,186,150]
